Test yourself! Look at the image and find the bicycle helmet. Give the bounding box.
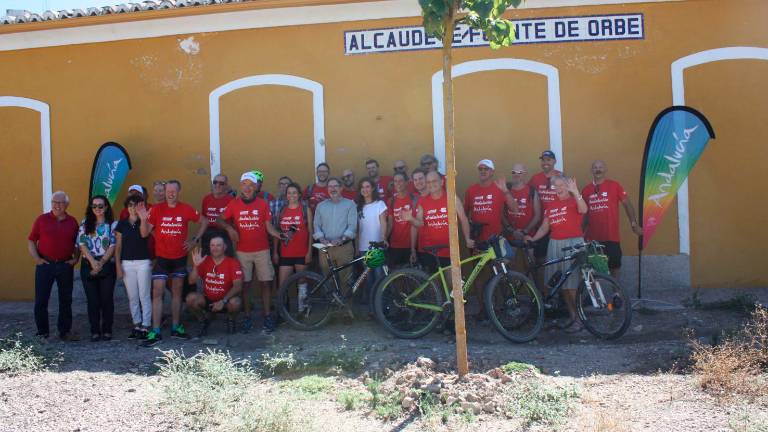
[251,170,265,183]
[364,247,386,269]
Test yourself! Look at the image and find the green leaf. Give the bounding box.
[422,10,446,39]
[484,18,516,49]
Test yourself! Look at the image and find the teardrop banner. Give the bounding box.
[88,142,132,205]
[636,106,714,299]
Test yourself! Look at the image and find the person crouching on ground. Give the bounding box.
[187,235,243,337]
[524,175,587,333]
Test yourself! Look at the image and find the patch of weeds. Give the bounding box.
[257,351,300,376]
[307,336,365,374]
[684,291,757,313]
[506,379,579,427]
[366,375,402,420]
[0,332,60,376]
[690,306,768,398]
[281,375,335,399]
[501,361,540,374]
[729,409,768,432]
[158,349,310,431]
[337,389,367,411]
[417,391,453,426]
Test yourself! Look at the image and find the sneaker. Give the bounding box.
[241,316,253,334]
[226,318,236,335]
[261,314,276,335]
[128,327,143,340]
[197,319,211,338]
[138,328,149,340]
[141,330,162,347]
[171,324,191,340]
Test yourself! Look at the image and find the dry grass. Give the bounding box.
[690,306,768,398]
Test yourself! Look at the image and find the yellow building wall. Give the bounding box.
[0,0,766,299]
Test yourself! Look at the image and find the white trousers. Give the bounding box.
[121,259,152,327]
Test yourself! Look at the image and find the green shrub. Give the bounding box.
[0,332,59,376]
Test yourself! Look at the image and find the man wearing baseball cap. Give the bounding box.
[218,170,284,334]
[119,185,149,220]
[463,159,517,321]
[528,150,563,291]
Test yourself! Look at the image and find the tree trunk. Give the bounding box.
[441,5,469,378]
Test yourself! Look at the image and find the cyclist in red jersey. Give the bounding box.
[525,175,588,332]
[340,168,358,200]
[527,151,562,289]
[386,172,416,267]
[218,171,285,335]
[402,171,474,272]
[365,158,393,200]
[141,180,208,346]
[463,159,518,243]
[305,163,331,211]
[200,174,234,255]
[505,164,542,241]
[582,160,642,279]
[186,235,243,336]
[276,182,313,300]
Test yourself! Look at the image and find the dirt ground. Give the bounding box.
[1,282,767,431]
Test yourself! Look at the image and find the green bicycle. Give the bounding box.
[373,236,543,342]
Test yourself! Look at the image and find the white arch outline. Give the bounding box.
[431,58,563,173]
[671,47,768,255]
[209,74,325,180]
[0,96,52,212]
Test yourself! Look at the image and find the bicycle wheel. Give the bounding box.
[577,272,632,340]
[484,271,544,343]
[277,271,334,331]
[374,268,444,339]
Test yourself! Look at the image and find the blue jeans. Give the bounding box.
[34,262,74,337]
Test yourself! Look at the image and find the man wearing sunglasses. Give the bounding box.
[200,174,234,256]
[27,191,80,341]
[340,169,357,200]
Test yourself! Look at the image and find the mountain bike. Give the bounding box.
[505,240,632,339]
[373,236,543,342]
[277,241,389,330]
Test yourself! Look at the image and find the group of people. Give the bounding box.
[27,150,641,343]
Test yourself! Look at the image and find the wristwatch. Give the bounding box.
[222,298,229,306]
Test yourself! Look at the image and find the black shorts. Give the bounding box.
[152,256,188,280]
[418,252,450,274]
[204,296,239,313]
[533,234,550,259]
[387,248,411,268]
[279,256,307,267]
[598,241,622,269]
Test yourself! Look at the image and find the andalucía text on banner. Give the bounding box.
[89,142,132,206]
[638,106,715,250]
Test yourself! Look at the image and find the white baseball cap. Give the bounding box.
[240,171,259,184]
[128,184,143,194]
[477,159,495,170]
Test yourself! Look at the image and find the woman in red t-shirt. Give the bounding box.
[525,175,587,332]
[276,183,313,293]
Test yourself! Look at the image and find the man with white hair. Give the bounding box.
[27,191,80,340]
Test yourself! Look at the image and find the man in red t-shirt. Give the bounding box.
[218,170,284,335]
[340,168,358,200]
[387,172,417,267]
[582,160,642,278]
[403,171,474,273]
[527,150,563,286]
[186,235,243,336]
[504,164,542,240]
[142,180,207,346]
[365,158,393,200]
[305,162,331,211]
[463,159,517,243]
[28,191,80,340]
[200,174,234,255]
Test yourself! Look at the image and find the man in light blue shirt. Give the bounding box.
[313,177,357,282]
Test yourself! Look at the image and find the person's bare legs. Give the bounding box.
[169,277,183,327]
[151,279,165,329]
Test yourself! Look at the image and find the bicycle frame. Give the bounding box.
[524,246,605,309]
[404,247,501,312]
[316,248,388,304]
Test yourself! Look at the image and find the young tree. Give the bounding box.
[420,0,523,376]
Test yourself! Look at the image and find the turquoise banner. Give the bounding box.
[89,142,132,205]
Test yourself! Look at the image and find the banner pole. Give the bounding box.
[638,244,643,299]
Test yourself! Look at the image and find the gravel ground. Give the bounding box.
[1,283,767,431]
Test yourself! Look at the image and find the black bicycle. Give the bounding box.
[277,241,389,330]
[488,240,632,340]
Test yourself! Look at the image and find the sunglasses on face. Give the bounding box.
[91,204,106,209]
[394,166,406,171]
[212,180,227,186]
[510,170,526,175]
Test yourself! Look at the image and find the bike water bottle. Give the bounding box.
[547,270,562,288]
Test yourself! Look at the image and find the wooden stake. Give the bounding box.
[441,5,469,378]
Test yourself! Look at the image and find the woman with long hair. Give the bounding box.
[115,194,152,340]
[77,195,117,342]
[355,177,388,308]
[276,183,313,305]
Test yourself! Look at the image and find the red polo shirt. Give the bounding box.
[28,212,79,261]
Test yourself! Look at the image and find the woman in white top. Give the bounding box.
[355,177,388,308]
